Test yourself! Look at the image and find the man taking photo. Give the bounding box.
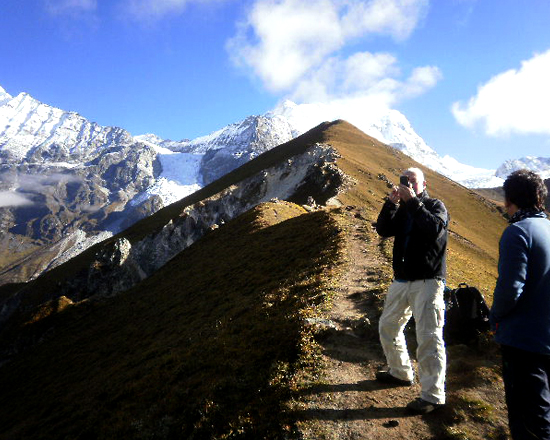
[375,167,449,414]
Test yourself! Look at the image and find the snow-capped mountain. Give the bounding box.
[0,87,131,164]
[0,84,507,211]
[496,157,550,181]
[2,83,548,283]
[135,99,507,194]
[268,100,506,188]
[0,86,162,283]
[2,83,547,195]
[136,113,295,189]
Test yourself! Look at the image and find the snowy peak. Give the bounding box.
[0,86,11,106]
[134,133,190,151]
[141,98,505,189]
[496,157,550,180]
[0,90,132,163]
[183,114,294,155]
[269,100,503,188]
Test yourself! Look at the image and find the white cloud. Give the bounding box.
[452,49,550,137]
[0,192,33,208]
[120,0,227,22]
[340,0,429,41]
[289,52,398,103]
[228,0,344,92]
[44,0,97,15]
[289,51,441,108]
[341,52,401,93]
[228,0,436,105]
[402,65,443,98]
[0,173,82,198]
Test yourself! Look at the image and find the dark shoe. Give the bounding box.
[406,397,444,414]
[375,370,413,386]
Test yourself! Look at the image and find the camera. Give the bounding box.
[399,175,410,186]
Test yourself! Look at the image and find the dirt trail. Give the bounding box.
[293,208,510,440]
[293,209,438,439]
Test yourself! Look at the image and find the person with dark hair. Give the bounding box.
[375,167,448,414]
[491,169,550,439]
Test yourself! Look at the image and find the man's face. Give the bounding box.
[404,171,425,196]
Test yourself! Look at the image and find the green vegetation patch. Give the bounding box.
[0,201,344,439]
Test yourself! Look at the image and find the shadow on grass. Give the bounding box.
[290,405,416,421]
[0,206,344,440]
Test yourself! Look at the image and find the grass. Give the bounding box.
[0,121,348,319]
[303,120,507,302]
[0,201,345,439]
[2,120,507,324]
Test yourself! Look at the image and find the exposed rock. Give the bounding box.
[0,142,162,284]
[0,143,350,330]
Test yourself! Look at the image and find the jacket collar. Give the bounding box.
[417,190,429,202]
[509,209,547,224]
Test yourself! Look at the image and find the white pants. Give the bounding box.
[378,279,446,404]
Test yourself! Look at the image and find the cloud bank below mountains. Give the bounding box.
[452,49,550,138]
[0,172,83,207]
[0,192,33,208]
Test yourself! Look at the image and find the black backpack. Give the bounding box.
[444,283,490,345]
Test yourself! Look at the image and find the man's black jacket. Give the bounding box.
[376,190,448,281]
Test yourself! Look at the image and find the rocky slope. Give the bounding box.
[0,125,348,338]
[0,119,507,361]
[0,87,164,282]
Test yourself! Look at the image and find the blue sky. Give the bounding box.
[1,0,550,169]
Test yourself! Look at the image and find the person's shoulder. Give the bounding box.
[423,196,446,211]
[501,222,530,245]
[518,216,550,236]
[523,215,550,224]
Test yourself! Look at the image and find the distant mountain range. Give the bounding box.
[0,83,547,283]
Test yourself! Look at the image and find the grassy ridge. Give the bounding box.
[0,121,339,317]
[0,201,344,439]
[2,120,507,318]
[305,120,507,298]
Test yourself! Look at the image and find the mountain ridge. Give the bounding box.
[0,84,540,288]
[0,121,348,333]
[0,119,510,439]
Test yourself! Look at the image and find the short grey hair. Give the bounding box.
[404,167,425,183]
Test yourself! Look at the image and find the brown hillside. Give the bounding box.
[0,120,510,439]
[0,201,344,439]
[306,120,506,297]
[0,120,345,315]
[475,178,550,212]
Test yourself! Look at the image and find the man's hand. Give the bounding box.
[388,186,400,204]
[398,184,416,202]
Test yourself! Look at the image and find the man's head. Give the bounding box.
[402,167,426,196]
[503,169,547,215]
